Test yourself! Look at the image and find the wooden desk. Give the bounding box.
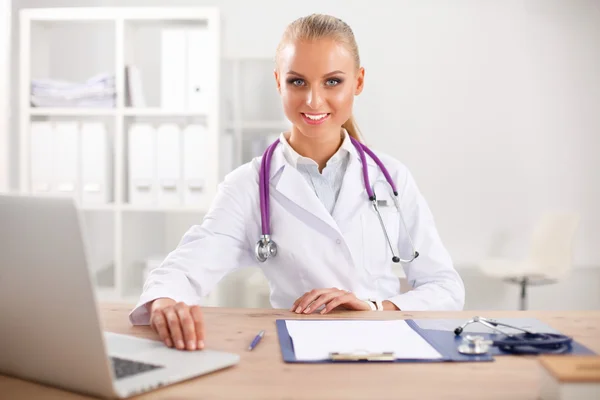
[1,305,599,399]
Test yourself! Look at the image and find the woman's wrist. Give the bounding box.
[382,300,400,311]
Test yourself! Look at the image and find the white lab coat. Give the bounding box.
[130,140,465,325]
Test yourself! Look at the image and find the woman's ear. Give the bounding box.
[274,69,281,94]
[355,67,365,95]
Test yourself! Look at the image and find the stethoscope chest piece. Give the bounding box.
[457,335,492,355]
[255,235,278,262]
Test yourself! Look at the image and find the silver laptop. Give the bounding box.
[0,194,240,398]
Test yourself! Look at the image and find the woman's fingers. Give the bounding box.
[304,290,346,314]
[321,293,354,314]
[176,303,197,351]
[150,311,173,348]
[164,306,185,350]
[295,288,336,313]
[149,300,205,351]
[190,305,205,349]
[290,295,304,312]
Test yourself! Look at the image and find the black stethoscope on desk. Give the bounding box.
[454,316,573,355]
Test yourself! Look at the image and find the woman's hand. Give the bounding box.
[290,288,371,314]
[147,298,205,351]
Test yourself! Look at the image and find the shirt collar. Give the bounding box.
[279,129,354,169]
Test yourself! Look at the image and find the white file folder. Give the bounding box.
[128,124,156,206]
[29,121,54,195]
[81,122,109,205]
[186,28,217,113]
[161,29,186,109]
[156,123,182,207]
[182,124,207,206]
[53,121,79,200]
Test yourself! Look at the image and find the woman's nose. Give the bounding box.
[306,87,324,109]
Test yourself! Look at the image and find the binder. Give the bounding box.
[128,123,156,206]
[29,122,54,195]
[277,319,596,363]
[182,124,207,206]
[125,65,146,108]
[52,121,79,200]
[156,123,181,207]
[160,29,186,109]
[186,28,216,113]
[81,122,109,205]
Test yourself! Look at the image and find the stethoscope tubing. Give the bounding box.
[257,135,419,263]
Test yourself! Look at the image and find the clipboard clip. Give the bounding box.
[329,350,395,362]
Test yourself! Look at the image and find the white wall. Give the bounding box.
[0,1,10,193]
[11,0,600,267]
[9,0,600,309]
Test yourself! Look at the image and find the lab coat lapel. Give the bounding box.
[270,146,341,236]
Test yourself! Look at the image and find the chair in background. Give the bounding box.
[479,212,580,310]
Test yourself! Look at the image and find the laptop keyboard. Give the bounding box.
[110,356,164,380]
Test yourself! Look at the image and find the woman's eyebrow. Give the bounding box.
[286,70,346,78]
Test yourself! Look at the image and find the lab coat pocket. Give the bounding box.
[361,205,399,277]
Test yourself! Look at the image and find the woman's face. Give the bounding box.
[275,38,364,139]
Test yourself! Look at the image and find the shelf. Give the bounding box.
[80,204,210,212]
[28,108,209,117]
[22,7,219,22]
[123,108,208,117]
[29,108,116,116]
[120,204,209,213]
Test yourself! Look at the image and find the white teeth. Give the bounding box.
[304,113,328,120]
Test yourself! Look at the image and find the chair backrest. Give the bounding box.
[527,212,580,278]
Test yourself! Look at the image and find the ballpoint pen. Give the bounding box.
[248,330,265,351]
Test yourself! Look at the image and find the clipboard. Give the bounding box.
[276,319,494,363]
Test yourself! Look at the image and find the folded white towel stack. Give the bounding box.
[30,72,116,108]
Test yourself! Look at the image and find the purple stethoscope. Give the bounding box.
[255,135,420,264]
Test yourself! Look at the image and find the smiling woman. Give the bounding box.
[274,15,365,171]
[131,13,464,353]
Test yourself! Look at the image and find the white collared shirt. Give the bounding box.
[279,130,353,214]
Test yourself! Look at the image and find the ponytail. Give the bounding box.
[342,115,363,143]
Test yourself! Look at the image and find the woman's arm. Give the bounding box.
[129,164,258,325]
[386,166,465,311]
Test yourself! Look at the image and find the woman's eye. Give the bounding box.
[289,79,304,86]
[326,79,341,86]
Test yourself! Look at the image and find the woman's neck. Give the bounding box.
[288,126,343,172]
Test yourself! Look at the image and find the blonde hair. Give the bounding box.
[276,14,363,142]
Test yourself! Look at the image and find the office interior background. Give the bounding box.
[0,0,598,311]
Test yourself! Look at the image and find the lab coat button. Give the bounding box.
[336,238,341,244]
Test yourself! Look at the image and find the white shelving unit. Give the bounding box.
[18,7,221,304]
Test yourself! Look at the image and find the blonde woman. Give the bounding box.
[130,14,465,351]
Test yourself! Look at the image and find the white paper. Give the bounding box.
[285,320,443,361]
